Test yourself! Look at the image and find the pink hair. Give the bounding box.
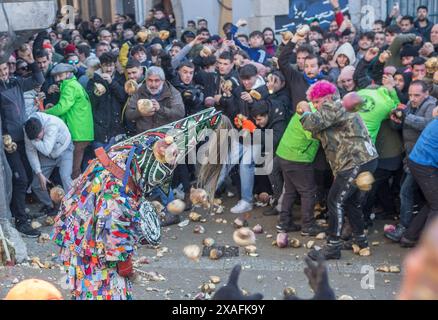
[306,80,337,101]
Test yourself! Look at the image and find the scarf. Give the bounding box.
[303,72,324,85]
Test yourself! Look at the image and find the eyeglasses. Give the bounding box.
[68,60,79,65]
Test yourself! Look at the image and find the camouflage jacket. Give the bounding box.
[301,99,378,176]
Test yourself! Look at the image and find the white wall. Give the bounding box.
[180,0,221,34]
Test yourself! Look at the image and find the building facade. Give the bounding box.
[58,0,437,35]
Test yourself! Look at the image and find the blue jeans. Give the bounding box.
[218,143,259,203]
[399,172,418,228]
[150,186,174,205]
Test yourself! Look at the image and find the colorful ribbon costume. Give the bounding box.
[52,108,222,300]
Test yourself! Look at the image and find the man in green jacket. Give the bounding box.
[45,63,94,179]
[343,81,400,143]
[275,102,324,236]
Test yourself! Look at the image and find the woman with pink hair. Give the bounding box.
[299,80,379,261]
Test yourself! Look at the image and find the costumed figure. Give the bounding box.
[52,108,229,300]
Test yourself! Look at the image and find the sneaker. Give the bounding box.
[384,224,406,242]
[308,244,341,261]
[263,207,279,216]
[16,223,41,238]
[230,200,253,214]
[301,224,327,237]
[276,222,301,233]
[400,236,416,248]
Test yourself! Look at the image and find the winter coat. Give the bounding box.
[402,95,437,154]
[386,33,417,68]
[171,75,205,116]
[45,76,94,142]
[301,99,378,176]
[0,62,44,142]
[409,119,438,168]
[126,81,185,133]
[252,99,287,153]
[87,72,127,143]
[278,41,326,114]
[25,112,71,174]
[329,43,357,83]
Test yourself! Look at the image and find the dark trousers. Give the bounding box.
[363,167,399,220]
[5,141,32,225]
[278,158,317,229]
[72,141,90,179]
[404,160,438,241]
[268,156,284,203]
[172,164,191,193]
[327,159,378,242]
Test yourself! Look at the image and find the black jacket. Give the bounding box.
[87,72,127,143]
[253,100,287,153]
[0,62,44,142]
[267,87,292,121]
[171,76,205,116]
[278,41,325,114]
[215,70,242,121]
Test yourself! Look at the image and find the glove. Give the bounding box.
[117,256,134,278]
[242,119,257,134]
[213,265,263,300]
[234,114,246,128]
[284,257,336,300]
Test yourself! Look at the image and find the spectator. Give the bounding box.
[45,63,94,179]
[24,113,73,216]
[414,6,434,41]
[0,49,44,237]
[126,66,185,134]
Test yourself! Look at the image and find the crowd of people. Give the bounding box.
[1,0,437,266]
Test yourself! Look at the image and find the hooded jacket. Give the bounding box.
[329,43,356,82]
[45,76,94,142]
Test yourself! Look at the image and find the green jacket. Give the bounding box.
[276,105,319,163]
[357,87,400,143]
[386,33,417,69]
[45,76,94,142]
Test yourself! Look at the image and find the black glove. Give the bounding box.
[284,256,335,300]
[212,265,263,300]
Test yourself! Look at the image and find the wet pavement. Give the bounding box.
[0,198,408,300]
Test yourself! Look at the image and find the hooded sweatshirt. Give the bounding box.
[329,43,356,83]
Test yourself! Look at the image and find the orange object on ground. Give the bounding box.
[5,279,63,300]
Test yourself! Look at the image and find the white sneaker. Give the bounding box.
[230,200,253,214]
